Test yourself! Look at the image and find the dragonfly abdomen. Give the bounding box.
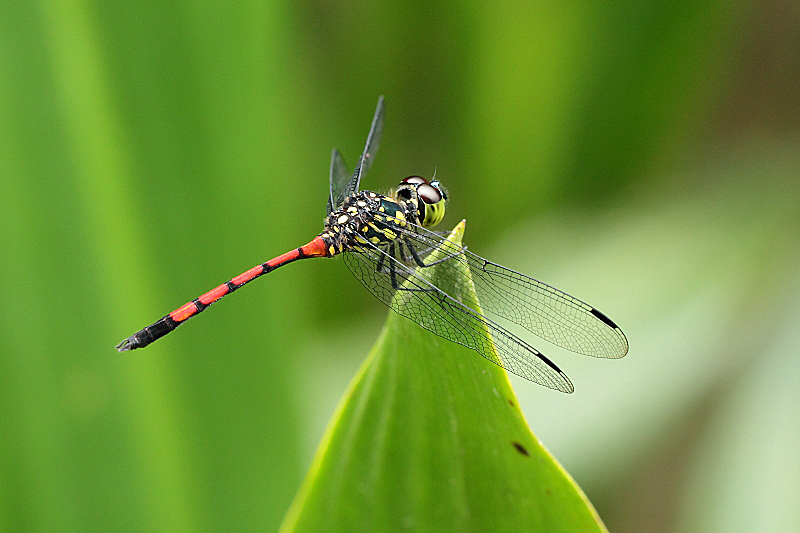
[116,236,330,352]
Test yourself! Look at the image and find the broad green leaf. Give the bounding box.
[282,222,606,532]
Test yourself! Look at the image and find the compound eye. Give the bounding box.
[430,180,447,200]
[402,175,428,185]
[417,183,442,204]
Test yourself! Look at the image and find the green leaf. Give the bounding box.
[281,222,606,532]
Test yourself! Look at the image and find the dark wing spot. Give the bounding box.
[591,307,619,329]
[512,442,530,456]
[508,399,515,407]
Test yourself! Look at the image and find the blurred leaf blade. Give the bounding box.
[282,222,605,532]
[1,0,793,529]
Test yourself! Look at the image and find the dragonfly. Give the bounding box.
[116,96,628,392]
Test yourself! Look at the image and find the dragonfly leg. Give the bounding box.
[374,246,387,273]
[397,241,437,263]
[402,237,466,268]
[387,242,438,294]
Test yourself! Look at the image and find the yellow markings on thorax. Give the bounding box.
[363,220,399,244]
[327,195,409,251]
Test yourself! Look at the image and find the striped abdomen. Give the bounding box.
[115,236,330,351]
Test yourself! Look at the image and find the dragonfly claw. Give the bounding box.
[115,337,135,352]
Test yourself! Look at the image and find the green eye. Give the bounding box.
[418,183,446,228]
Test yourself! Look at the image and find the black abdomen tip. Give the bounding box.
[115,337,137,352]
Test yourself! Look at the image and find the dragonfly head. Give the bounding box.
[396,176,448,228]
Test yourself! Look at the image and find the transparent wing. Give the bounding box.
[393,222,629,359]
[342,239,575,392]
[333,96,385,210]
[328,149,351,215]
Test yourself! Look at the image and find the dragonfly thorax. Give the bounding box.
[320,191,415,257]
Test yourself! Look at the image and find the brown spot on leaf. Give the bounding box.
[512,442,530,456]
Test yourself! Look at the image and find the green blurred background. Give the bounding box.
[2,0,798,531]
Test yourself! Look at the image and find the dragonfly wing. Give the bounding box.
[467,254,629,358]
[328,149,351,215]
[335,96,385,208]
[398,224,629,359]
[342,241,574,392]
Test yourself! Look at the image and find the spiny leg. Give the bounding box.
[387,242,440,294]
[401,236,466,268]
[374,245,388,273]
